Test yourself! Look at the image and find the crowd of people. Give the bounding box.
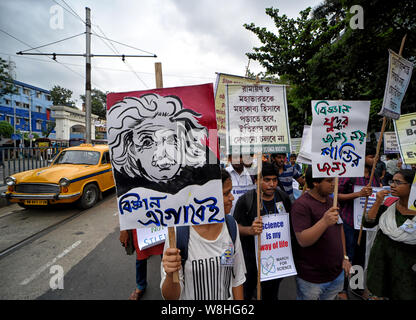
[121,148,416,300]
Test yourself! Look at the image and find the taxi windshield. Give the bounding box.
[54,150,100,165]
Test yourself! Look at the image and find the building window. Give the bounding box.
[6,116,12,124]
[16,86,22,93]
[36,106,42,113]
[16,117,21,125]
[4,99,11,105]
[23,88,31,95]
[45,95,51,101]
[23,103,29,109]
[36,120,42,130]
[16,102,22,107]
[36,92,42,99]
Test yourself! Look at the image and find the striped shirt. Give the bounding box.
[277,164,302,203]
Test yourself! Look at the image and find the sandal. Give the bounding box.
[128,288,146,300]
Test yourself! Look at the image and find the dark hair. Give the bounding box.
[396,169,415,185]
[271,153,286,159]
[221,168,231,184]
[305,165,324,189]
[365,145,376,156]
[262,161,278,177]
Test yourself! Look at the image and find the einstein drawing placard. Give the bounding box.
[107,83,225,230]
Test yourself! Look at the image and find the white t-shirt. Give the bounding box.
[160,221,246,300]
[225,165,255,216]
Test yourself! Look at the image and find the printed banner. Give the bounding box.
[291,138,302,154]
[230,184,256,216]
[393,112,416,165]
[297,125,312,165]
[379,49,414,120]
[383,131,399,154]
[137,226,167,250]
[226,84,291,154]
[107,84,225,230]
[311,100,370,177]
[409,175,416,211]
[353,185,394,231]
[255,214,297,281]
[214,73,271,134]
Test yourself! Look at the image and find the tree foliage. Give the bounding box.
[245,0,416,138]
[50,85,76,107]
[0,58,17,98]
[80,88,107,119]
[0,121,14,138]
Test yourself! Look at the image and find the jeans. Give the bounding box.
[296,271,344,300]
[136,259,147,290]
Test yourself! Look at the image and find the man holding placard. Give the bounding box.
[234,162,293,300]
[291,166,351,300]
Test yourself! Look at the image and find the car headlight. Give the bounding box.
[5,176,16,186]
[59,178,71,187]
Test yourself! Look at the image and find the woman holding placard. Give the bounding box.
[364,169,416,300]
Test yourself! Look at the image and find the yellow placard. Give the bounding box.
[394,112,416,165]
[214,73,271,134]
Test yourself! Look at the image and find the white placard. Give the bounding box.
[311,100,370,178]
[379,49,414,120]
[137,226,167,250]
[383,131,399,154]
[255,213,297,281]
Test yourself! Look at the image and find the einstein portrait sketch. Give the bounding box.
[107,88,220,196]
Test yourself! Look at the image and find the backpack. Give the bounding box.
[176,214,237,270]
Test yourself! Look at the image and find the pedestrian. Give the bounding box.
[336,145,381,299]
[160,168,246,300]
[233,161,292,300]
[226,153,255,216]
[119,230,164,300]
[289,154,302,175]
[291,166,351,300]
[363,169,416,300]
[384,153,399,185]
[270,153,304,203]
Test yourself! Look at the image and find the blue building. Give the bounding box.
[0,80,55,139]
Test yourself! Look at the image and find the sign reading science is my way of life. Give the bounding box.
[311,100,370,178]
[106,84,225,231]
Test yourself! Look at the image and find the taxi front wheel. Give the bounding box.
[78,183,100,209]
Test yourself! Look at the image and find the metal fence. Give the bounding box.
[0,147,65,186]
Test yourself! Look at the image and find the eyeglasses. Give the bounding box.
[388,179,409,186]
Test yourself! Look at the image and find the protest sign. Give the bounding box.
[290,138,302,154]
[311,100,370,178]
[107,84,225,230]
[225,84,291,155]
[383,132,399,154]
[378,49,414,120]
[393,112,416,165]
[409,175,416,211]
[137,226,167,250]
[214,73,271,134]
[297,125,312,165]
[255,214,297,281]
[353,185,395,231]
[230,184,256,216]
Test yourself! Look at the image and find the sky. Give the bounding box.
[0,0,322,109]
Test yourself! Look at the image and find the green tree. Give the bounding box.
[0,121,14,138]
[0,58,17,98]
[244,0,416,138]
[41,120,56,138]
[80,88,107,119]
[50,85,76,107]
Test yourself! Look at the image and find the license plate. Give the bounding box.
[24,200,48,205]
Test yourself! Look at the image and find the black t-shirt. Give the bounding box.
[233,188,292,272]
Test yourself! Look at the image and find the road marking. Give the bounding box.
[20,240,82,286]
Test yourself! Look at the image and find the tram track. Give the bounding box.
[0,208,86,260]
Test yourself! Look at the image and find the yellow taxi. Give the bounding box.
[3,144,115,209]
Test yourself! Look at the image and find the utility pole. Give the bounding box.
[16,7,156,144]
[85,7,92,144]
